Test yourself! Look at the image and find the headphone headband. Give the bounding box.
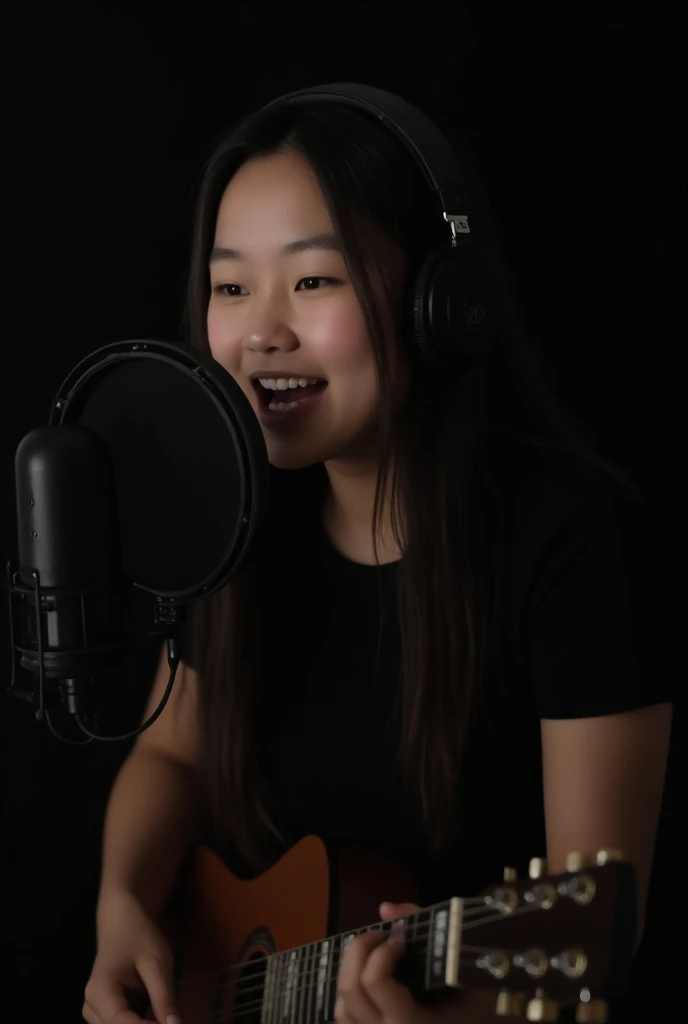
[260,82,496,366]
[262,83,473,247]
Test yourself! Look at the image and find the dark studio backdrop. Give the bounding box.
[2,4,684,1020]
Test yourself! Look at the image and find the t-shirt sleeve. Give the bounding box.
[521,476,678,719]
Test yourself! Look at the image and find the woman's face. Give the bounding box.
[207,149,404,470]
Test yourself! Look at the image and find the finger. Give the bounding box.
[82,1000,145,1023]
[83,979,144,1024]
[135,955,180,1024]
[333,994,355,1023]
[379,902,420,920]
[337,931,387,1023]
[360,926,417,1022]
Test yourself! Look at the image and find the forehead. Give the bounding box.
[214,151,333,242]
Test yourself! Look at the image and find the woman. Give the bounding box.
[82,85,673,1024]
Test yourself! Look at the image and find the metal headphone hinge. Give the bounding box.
[443,212,470,246]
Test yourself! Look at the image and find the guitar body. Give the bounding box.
[167,836,418,1022]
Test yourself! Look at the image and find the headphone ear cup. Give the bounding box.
[411,247,497,369]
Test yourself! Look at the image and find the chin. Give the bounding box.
[265,432,359,471]
[260,411,380,471]
[268,452,321,471]
[264,437,326,471]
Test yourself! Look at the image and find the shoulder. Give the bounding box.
[489,428,637,513]
[487,428,666,646]
[487,431,677,714]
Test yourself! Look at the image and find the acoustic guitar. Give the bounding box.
[154,836,635,1023]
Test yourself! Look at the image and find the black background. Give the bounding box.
[2,4,684,1020]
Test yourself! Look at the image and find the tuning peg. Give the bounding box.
[503,866,518,882]
[565,851,594,872]
[526,994,560,1021]
[529,857,547,879]
[595,849,623,865]
[575,998,609,1022]
[496,990,526,1017]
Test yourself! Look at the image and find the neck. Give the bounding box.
[260,898,460,1022]
[323,456,402,566]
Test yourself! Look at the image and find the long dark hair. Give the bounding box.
[182,97,632,872]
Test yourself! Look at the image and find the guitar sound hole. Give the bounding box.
[214,951,267,1023]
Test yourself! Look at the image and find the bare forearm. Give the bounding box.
[97,748,205,924]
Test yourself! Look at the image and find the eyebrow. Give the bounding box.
[209,233,341,264]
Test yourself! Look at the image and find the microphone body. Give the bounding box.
[8,424,129,714]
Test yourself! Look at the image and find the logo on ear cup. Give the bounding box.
[464,301,485,331]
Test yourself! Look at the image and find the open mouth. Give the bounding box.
[253,377,328,412]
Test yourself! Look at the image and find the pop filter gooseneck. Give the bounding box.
[6,340,269,744]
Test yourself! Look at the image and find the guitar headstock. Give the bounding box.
[452,849,635,1022]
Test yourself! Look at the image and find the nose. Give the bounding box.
[242,300,298,354]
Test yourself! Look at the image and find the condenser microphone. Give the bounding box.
[7,339,270,744]
[10,424,129,724]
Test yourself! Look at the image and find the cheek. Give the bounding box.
[206,304,257,407]
[207,302,240,368]
[310,303,375,377]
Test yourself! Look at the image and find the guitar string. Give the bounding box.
[207,953,486,1024]
[171,897,493,994]
[204,903,548,1022]
[207,942,517,1012]
[207,903,548,1024]
[174,902,547,1023]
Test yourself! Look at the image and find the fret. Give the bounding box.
[298,943,306,1024]
[309,939,319,1023]
[284,949,295,1023]
[284,948,298,1021]
[433,905,449,982]
[261,953,274,1024]
[297,946,305,1023]
[276,950,288,1023]
[325,933,339,1022]
[297,946,306,1024]
[315,938,330,1022]
[309,941,318,1023]
[293,946,303,1024]
[424,906,434,990]
[273,951,283,1024]
[269,951,280,1024]
[299,941,311,1024]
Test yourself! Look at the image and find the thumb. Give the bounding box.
[135,955,180,1024]
[379,901,421,920]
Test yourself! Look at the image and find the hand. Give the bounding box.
[334,902,465,1024]
[82,889,180,1024]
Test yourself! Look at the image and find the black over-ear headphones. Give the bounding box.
[261,83,497,370]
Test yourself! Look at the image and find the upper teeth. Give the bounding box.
[258,377,321,390]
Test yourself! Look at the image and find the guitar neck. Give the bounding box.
[256,898,460,1023]
[177,843,635,1023]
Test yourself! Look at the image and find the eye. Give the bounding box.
[296,276,338,291]
[213,283,248,298]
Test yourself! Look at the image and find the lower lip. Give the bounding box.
[255,385,328,427]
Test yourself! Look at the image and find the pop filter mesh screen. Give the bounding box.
[71,356,247,596]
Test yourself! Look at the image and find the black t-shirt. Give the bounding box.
[196,432,675,907]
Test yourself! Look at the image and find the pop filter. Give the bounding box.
[49,339,269,599]
[7,339,270,742]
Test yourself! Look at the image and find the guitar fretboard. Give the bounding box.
[257,898,460,1023]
